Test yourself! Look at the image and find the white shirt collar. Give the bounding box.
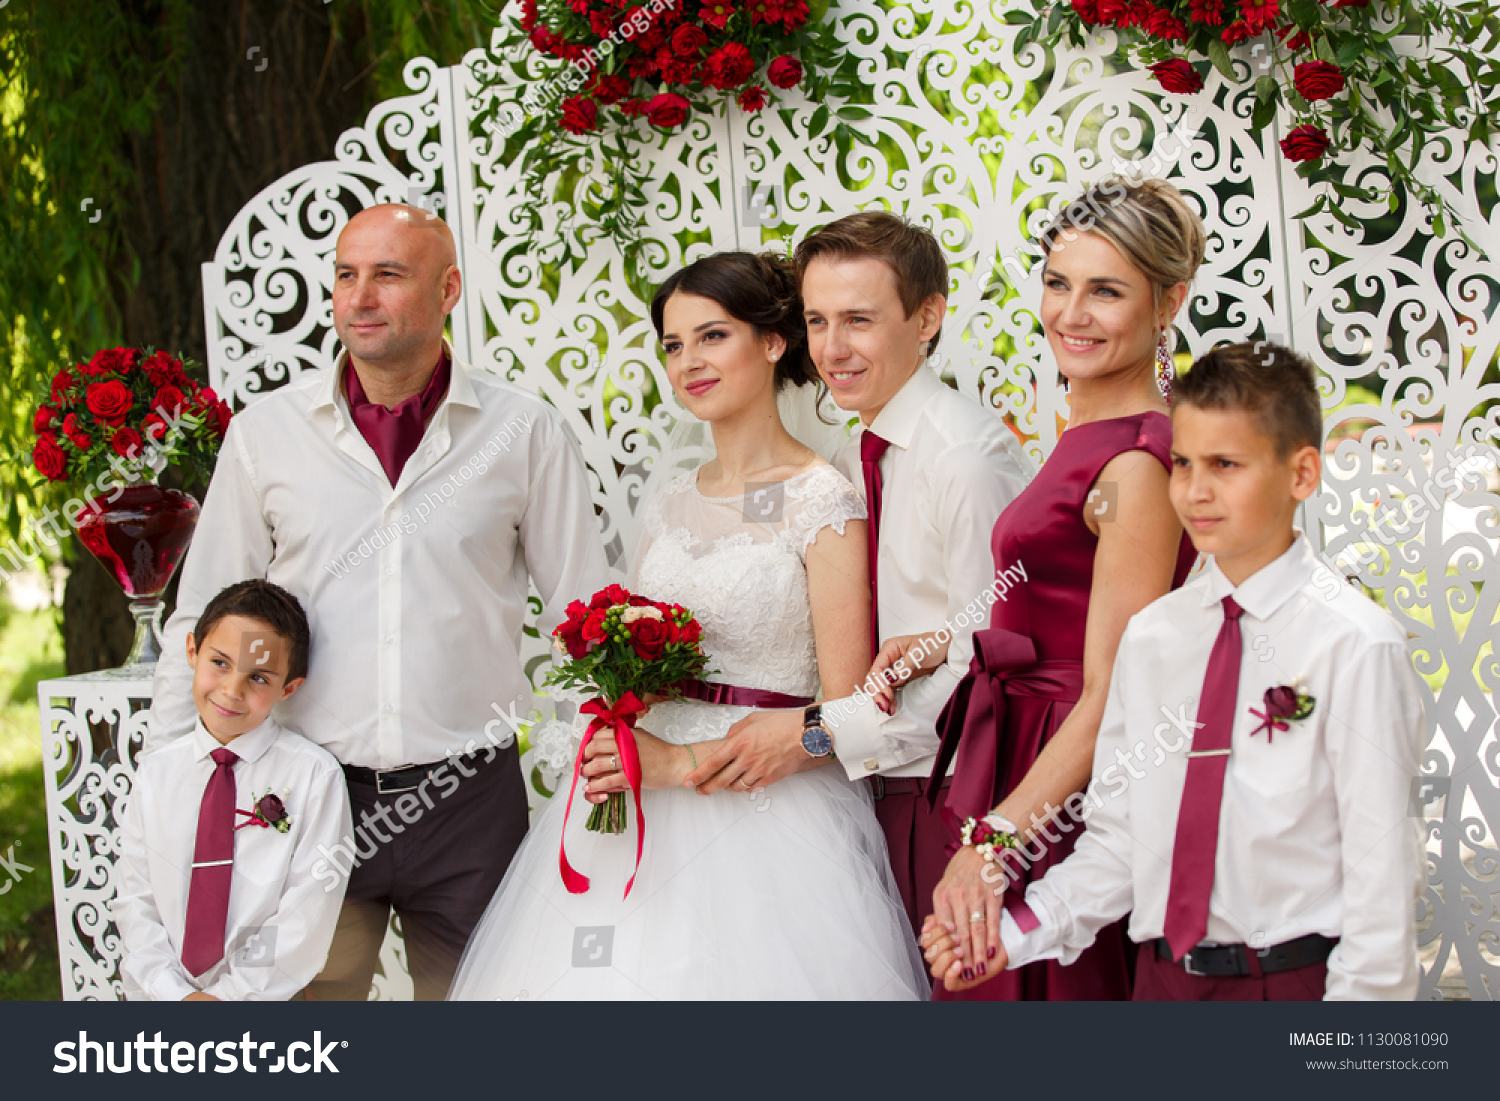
[863,363,946,450]
[310,338,480,415]
[190,715,281,765]
[1197,529,1321,620]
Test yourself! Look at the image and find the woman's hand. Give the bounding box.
[929,845,1003,981]
[583,731,722,797]
[921,915,1005,992]
[866,633,950,714]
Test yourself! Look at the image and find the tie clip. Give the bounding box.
[1186,748,1231,758]
[191,859,233,868]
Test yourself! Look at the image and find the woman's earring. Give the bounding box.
[1156,326,1174,404]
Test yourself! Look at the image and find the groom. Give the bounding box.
[150,203,608,998]
[687,211,1032,932]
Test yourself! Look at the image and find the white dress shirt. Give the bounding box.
[149,347,610,768]
[823,364,1033,779]
[1001,534,1426,999]
[115,716,353,1000]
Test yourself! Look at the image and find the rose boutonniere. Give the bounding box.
[235,791,291,833]
[1249,680,1316,743]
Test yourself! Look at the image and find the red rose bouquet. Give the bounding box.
[478,0,868,262]
[31,346,231,491]
[547,583,714,895]
[1018,0,1500,239]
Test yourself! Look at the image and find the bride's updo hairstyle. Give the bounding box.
[1038,175,1207,312]
[650,251,820,391]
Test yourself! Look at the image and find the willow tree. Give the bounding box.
[0,0,491,672]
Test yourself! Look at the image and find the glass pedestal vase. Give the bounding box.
[75,484,201,676]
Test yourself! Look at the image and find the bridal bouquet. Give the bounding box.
[547,584,713,895]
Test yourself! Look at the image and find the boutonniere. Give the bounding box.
[235,791,291,833]
[1249,680,1316,743]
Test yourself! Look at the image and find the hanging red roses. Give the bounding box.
[487,0,866,260]
[1020,0,1500,239]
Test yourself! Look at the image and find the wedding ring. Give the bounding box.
[970,911,984,923]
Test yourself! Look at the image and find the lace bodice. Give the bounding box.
[632,463,866,699]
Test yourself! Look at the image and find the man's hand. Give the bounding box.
[684,709,813,794]
[182,992,220,1001]
[921,914,1006,992]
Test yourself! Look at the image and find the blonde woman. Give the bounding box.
[877,177,1207,999]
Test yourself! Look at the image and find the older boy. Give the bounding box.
[924,342,1426,998]
[117,580,351,1000]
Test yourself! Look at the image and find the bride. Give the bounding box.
[448,251,927,1000]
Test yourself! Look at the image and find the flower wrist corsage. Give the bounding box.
[961,813,1020,865]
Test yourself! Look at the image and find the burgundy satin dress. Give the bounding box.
[933,412,1197,1001]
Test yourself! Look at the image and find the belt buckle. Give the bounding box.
[1181,948,1208,977]
[376,767,421,795]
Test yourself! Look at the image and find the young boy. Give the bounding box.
[116,579,352,1000]
[923,342,1426,999]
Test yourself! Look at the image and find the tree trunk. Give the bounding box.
[63,0,376,671]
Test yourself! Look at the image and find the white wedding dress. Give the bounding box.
[448,463,928,1000]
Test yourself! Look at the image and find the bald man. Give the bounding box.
[150,204,609,999]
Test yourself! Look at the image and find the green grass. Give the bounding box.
[0,598,65,1001]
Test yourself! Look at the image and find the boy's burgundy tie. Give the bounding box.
[1163,594,1244,960]
[860,430,891,661]
[181,746,238,976]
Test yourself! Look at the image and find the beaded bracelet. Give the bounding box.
[685,744,697,770]
[960,813,1020,865]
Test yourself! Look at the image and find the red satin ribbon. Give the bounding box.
[673,679,813,710]
[559,692,647,898]
[927,628,1085,821]
[1248,708,1289,742]
[233,808,272,831]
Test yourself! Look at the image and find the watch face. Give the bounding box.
[801,726,833,757]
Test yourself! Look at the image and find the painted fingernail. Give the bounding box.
[977,963,986,977]
[987,946,996,960]
[961,968,974,981]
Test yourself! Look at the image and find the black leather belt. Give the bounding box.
[343,755,482,795]
[869,775,951,800]
[1155,933,1336,977]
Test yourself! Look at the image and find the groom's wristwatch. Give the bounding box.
[800,704,835,759]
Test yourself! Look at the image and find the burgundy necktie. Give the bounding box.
[345,352,451,486]
[1163,595,1245,960]
[860,429,891,662]
[181,746,238,976]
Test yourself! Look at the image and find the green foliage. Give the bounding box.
[0,0,193,542]
[0,0,494,546]
[0,602,64,1000]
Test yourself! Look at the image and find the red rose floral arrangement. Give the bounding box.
[547,583,714,895]
[1017,0,1500,238]
[478,0,868,261]
[31,346,231,492]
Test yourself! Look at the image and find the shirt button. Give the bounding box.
[385,566,394,576]
[385,636,395,645]
[383,704,393,714]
